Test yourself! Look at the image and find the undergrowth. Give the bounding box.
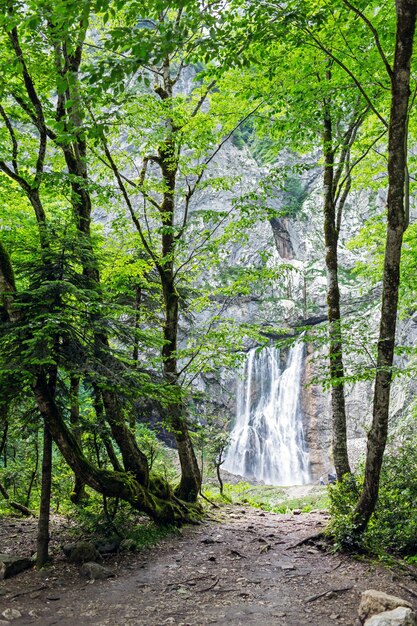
[203,481,329,513]
[329,433,417,560]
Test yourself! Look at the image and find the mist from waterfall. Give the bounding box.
[223,342,310,486]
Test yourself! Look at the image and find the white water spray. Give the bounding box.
[223,342,310,486]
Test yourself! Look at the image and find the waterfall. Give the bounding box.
[223,342,310,486]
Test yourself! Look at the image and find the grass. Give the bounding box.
[202,481,329,513]
[126,520,181,549]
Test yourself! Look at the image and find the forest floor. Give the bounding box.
[1,503,417,626]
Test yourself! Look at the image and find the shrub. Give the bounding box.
[329,434,417,556]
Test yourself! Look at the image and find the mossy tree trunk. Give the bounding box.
[156,62,202,503]
[33,373,199,524]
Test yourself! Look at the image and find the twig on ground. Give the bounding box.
[286,532,326,549]
[229,549,247,558]
[199,491,220,509]
[199,577,220,592]
[305,586,352,603]
[398,583,417,600]
[10,585,47,599]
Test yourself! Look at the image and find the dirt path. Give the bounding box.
[1,507,417,626]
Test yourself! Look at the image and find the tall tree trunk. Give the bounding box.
[354,0,417,531]
[161,270,201,503]
[322,99,351,480]
[155,62,202,501]
[69,375,87,503]
[36,363,57,567]
[36,425,52,567]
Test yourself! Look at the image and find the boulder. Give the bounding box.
[62,541,100,564]
[119,538,137,552]
[0,554,33,579]
[95,538,121,555]
[364,607,417,626]
[2,608,22,621]
[81,562,115,581]
[359,590,413,623]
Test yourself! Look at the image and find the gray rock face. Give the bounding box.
[358,590,413,624]
[364,607,417,626]
[163,129,417,482]
[300,344,332,478]
[0,554,33,579]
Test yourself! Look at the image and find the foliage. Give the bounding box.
[190,415,230,488]
[329,432,417,556]
[0,0,415,553]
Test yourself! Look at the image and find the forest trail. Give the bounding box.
[1,507,417,626]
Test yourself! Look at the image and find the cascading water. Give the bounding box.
[223,342,310,486]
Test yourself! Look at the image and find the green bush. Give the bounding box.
[369,437,417,555]
[328,474,361,552]
[329,435,417,556]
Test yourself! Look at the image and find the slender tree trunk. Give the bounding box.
[25,434,39,507]
[161,272,201,502]
[36,425,52,567]
[322,100,351,480]
[354,0,417,531]
[36,362,57,567]
[92,384,124,472]
[69,375,87,503]
[156,71,202,501]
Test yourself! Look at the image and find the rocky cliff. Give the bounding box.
[194,140,417,482]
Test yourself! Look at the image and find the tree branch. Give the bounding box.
[101,141,160,266]
[304,29,388,128]
[341,0,393,80]
[0,105,19,173]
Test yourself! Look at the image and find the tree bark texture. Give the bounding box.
[160,222,202,503]
[354,0,417,531]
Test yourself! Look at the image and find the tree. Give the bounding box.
[353,0,417,531]
[0,0,275,522]
[0,0,199,522]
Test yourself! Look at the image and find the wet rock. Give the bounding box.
[63,541,100,564]
[81,562,115,581]
[364,607,417,626]
[359,590,412,623]
[0,554,33,579]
